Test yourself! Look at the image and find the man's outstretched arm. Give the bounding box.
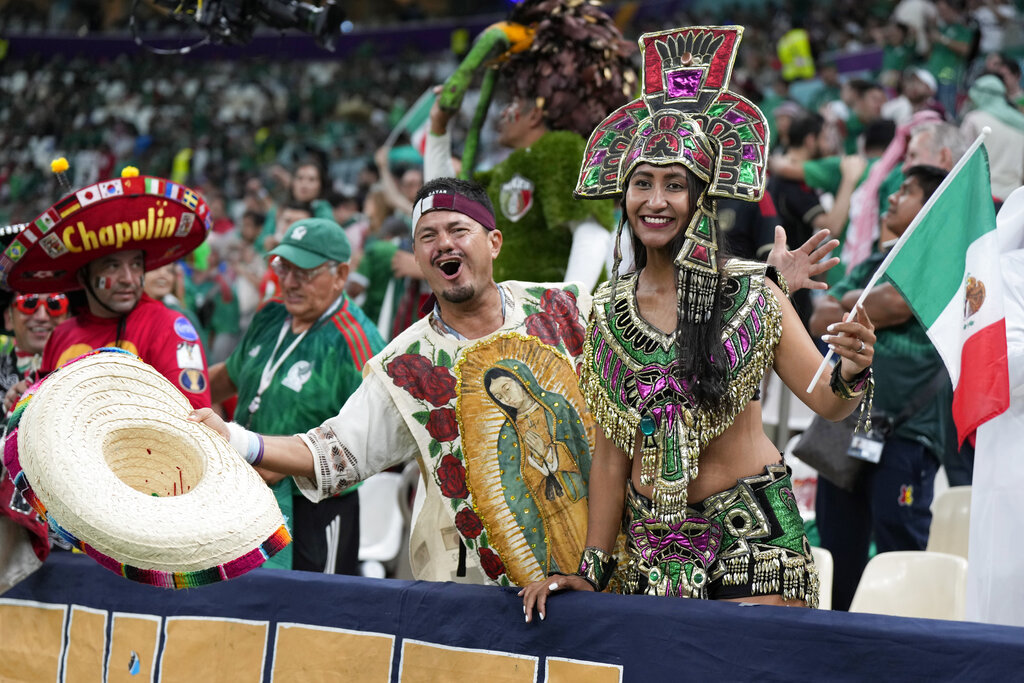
[189,408,316,478]
[189,374,417,501]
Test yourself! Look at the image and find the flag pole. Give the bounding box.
[804,127,991,393]
[384,87,435,149]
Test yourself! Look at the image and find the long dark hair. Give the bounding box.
[625,165,730,412]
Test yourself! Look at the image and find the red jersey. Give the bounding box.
[41,294,211,409]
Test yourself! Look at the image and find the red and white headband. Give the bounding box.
[411,191,496,236]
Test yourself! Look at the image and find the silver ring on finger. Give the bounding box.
[857,340,865,353]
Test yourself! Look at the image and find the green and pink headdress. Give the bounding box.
[576,26,769,322]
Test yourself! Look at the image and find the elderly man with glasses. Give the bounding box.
[208,217,385,575]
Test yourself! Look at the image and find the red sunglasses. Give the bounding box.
[14,293,69,317]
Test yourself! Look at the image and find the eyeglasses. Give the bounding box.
[14,293,69,317]
[269,257,332,285]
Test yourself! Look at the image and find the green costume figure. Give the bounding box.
[475,132,617,284]
[425,0,634,291]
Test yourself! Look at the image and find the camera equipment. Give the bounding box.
[130,0,345,54]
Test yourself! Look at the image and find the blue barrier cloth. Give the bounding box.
[4,552,1024,681]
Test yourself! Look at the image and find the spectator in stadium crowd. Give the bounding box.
[327,187,370,259]
[984,52,1024,110]
[0,226,69,410]
[811,164,954,611]
[258,159,334,254]
[261,199,314,301]
[876,22,917,92]
[144,261,206,350]
[925,0,978,116]
[834,79,887,155]
[208,217,384,574]
[769,112,867,325]
[519,25,873,618]
[882,67,943,125]
[960,74,1024,201]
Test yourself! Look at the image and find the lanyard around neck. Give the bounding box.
[254,295,344,402]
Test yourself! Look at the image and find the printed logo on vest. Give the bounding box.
[176,342,204,370]
[898,484,914,507]
[179,368,207,394]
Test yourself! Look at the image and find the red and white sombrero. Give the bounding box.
[2,165,211,293]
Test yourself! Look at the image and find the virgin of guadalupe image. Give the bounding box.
[456,334,594,583]
[485,359,590,574]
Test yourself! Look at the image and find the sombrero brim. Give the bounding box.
[2,348,290,588]
[2,176,211,294]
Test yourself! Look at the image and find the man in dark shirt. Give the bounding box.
[769,113,865,326]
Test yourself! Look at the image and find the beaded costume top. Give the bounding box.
[579,260,784,523]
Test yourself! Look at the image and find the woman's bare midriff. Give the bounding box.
[629,400,781,503]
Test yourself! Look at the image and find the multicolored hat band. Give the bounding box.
[2,348,290,588]
[575,26,769,323]
[2,164,212,294]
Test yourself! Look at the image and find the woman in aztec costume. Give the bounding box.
[521,26,877,613]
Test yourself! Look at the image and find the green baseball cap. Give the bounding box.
[269,217,351,269]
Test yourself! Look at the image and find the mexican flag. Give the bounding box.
[386,88,435,156]
[885,143,1009,444]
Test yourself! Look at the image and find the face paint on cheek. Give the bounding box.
[95,277,113,290]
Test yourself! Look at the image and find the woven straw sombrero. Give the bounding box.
[2,348,290,587]
[1,165,211,294]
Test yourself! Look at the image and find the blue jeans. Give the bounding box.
[815,437,939,610]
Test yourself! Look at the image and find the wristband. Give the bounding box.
[830,361,876,434]
[225,422,265,465]
[576,546,615,592]
[829,361,872,400]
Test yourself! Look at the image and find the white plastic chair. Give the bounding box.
[849,550,968,620]
[810,546,833,610]
[358,471,406,578]
[927,486,972,560]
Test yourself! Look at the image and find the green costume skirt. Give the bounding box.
[620,462,818,607]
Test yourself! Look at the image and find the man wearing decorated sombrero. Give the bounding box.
[1,162,212,411]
